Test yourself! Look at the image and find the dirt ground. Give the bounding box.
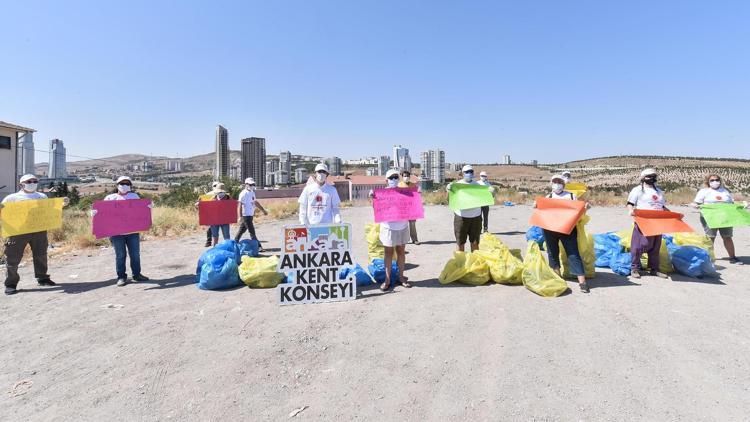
[2,205,749,421]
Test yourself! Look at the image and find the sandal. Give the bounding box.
[379,281,391,292]
[398,276,412,288]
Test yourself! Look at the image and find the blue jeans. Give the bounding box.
[210,224,230,240]
[110,234,141,279]
[543,227,585,276]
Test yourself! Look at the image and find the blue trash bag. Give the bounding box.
[238,239,260,258]
[504,201,515,206]
[214,239,240,261]
[594,232,622,268]
[525,226,545,250]
[368,259,400,283]
[666,240,717,278]
[284,272,294,284]
[339,264,374,286]
[609,251,632,276]
[197,250,241,290]
[196,247,231,279]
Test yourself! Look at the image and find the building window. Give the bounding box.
[0,135,11,149]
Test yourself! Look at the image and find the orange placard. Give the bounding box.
[529,197,586,235]
[633,209,694,236]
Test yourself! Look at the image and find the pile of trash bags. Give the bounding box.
[239,255,285,288]
[196,239,284,290]
[438,232,523,286]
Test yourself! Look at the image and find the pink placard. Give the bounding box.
[372,187,424,223]
[92,199,153,239]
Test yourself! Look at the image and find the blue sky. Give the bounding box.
[2,0,749,164]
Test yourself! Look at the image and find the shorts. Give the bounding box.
[379,225,410,247]
[700,215,733,238]
[454,215,482,245]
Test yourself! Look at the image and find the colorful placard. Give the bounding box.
[633,209,693,236]
[700,203,750,229]
[528,197,587,235]
[1,198,64,237]
[448,183,494,211]
[564,182,588,199]
[198,200,238,226]
[92,199,153,239]
[372,187,424,223]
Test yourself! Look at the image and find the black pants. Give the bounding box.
[206,228,212,243]
[235,216,261,247]
[481,206,490,231]
[4,231,50,288]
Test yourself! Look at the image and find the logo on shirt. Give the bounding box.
[716,195,722,200]
[652,195,659,201]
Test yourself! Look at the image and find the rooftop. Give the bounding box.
[0,121,35,133]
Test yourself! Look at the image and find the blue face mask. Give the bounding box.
[464,173,474,182]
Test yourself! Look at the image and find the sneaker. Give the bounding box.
[579,282,590,293]
[650,270,669,279]
[5,287,17,295]
[729,257,744,265]
[413,241,421,245]
[116,278,128,286]
[132,274,149,282]
[630,271,641,279]
[37,279,57,286]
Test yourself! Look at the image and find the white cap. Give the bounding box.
[462,165,474,173]
[479,171,488,177]
[211,181,220,188]
[550,174,565,183]
[562,170,571,177]
[19,174,37,183]
[315,163,329,173]
[213,182,226,191]
[244,178,255,185]
[116,176,132,184]
[385,169,400,180]
[640,168,657,177]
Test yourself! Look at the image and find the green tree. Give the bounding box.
[67,186,81,206]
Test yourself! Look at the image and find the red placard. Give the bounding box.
[633,209,693,236]
[529,197,587,235]
[199,200,238,226]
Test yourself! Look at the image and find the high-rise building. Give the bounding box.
[378,155,390,176]
[241,137,266,187]
[274,170,290,185]
[294,168,308,184]
[392,145,412,172]
[48,138,67,179]
[420,149,445,183]
[279,150,292,173]
[164,160,182,172]
[325,157,343,176]
[215,125,229,178]
[502,154,511,165]
[265,173,275,187]
[17,132,34,177]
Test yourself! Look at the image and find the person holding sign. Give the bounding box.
[398,169,420,245]
[235,178,268,251]
[477,171,494,233]
[104,176,150,287]
[626,169,669,279]
[690,174,744,265]
[370,169,411,290]
[1,174,66,295]
[203,181,220,247]
[533,175,590,293]
[447,165,488,252]
[298,163,342,226]
[207,183,232,245]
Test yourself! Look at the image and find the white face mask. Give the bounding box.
[387,179,399,187]
[480,176,488,182]
[117,184,131,194]
[552,183,564,194]
[246,185,255,191]
[709,181,721,189]
[23,183,38,193]
[316,173,327,184]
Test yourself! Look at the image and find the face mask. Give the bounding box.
[387,179,399,188]
[316,173,327,183]
[480,176,488,182]
[643,176,656,185]
[23,183,38,193]
[246,185,255,191]
[709,181,721,189]
[464,173,474,182]
[118,185,131,194]
[552,183,564,194]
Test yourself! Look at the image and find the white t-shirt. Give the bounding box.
[627,185,665,210]
[450,180,483,218]
[298,183,341,225]
[237,189,257,216]
[2,190,48,203]
[104,192,140,201]
[693,187,733,204]
[547,191,577,201]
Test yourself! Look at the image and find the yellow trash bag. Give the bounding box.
[673,232,715,261]
[238,255,285,288]
[365,223,385,261]
[479,231,504,252]
[510,249,522,261]
[522,241,568,297]
[558,214,596,279]
[474,234,523,284]
[617,225,672,273]
[438,252,491,285]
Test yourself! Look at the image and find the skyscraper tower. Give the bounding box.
[215,125,229,179]
[241,137,266,188]
[17,132,35,177]
[420,149,445,183]
[392,145,412,172]
[48,138,67,179]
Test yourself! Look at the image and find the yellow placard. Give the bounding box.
[565,182,588,199]
[1,198,65,237]
[199,194,215,201]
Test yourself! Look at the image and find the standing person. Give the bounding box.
[447,165,486,252]
[371,169,411,290]
[298,163,342,226]
[235,178,268,251]
[203,181,219,247]
[626,168,669,279]
[208,183,232,245]
[1,174,66,295]
[398,169,420,245]
[690,174,743,264]
[104,176,150,287]
[477,171,494,233]
[534,175,589,293]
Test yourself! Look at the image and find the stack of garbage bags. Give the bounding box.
[196,239,287,290]
[438,232,523,286]
[239,255,285,288]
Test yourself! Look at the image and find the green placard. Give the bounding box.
[701,203,750,229]
[448,183,494,211]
